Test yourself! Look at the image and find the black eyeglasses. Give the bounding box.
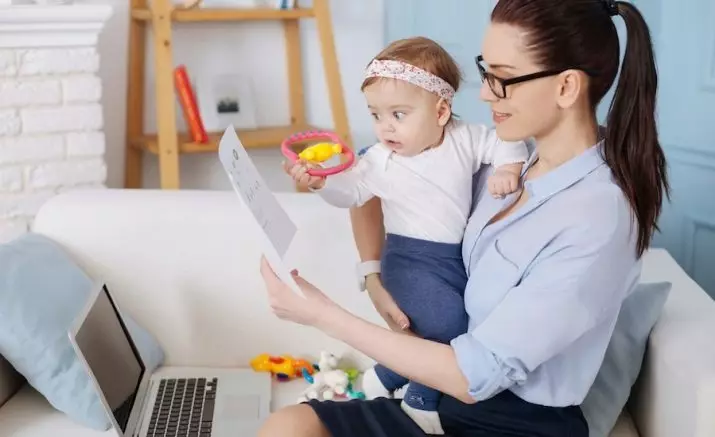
[475,55,585,99]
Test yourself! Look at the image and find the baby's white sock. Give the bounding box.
[400,401,445,435]
[360,367,393,400]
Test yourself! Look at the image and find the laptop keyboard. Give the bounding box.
[148,377,218,437]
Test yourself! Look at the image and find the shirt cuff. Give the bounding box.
[450,333,527,401]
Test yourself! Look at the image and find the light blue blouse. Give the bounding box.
[451,142,642,407]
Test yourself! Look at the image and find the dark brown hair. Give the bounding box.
[492,0,669,256]
[361,36,463,93]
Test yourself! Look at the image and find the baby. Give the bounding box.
[286,37,528,435]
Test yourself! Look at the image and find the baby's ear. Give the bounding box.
[436,98,452,127]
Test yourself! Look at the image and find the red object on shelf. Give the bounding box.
[174,65,208,144]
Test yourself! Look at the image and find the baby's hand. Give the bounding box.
[488,163,522,198]
[283,159,326,190]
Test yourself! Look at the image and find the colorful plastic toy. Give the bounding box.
[296,351,366,402]
[250,353,316,382]
[281,130,355,177]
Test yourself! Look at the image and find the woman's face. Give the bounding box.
[479,22,563,142]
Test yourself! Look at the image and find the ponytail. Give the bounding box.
[604,2,669,256]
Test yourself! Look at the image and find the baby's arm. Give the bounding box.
[467,124,529,170]
[310,147,380,209]
[467,124,529,197]
[316,163,373,208]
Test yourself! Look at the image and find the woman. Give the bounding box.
[258,0,668,436]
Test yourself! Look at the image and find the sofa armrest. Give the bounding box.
[629,250,715,437]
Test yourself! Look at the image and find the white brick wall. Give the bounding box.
[16,48,99,76]
[0,45,107,243]
[0,78,61,108]
[62,75,102,103]
[0,167,22,192]
[22,104,104,134]
[0,50,16,77]
[66,132,105,157]
[0,110,20,136]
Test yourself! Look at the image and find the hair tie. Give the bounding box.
[602,0,619,16]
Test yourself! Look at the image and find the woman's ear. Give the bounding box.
[436,98,452,127]
[555,69,585,109]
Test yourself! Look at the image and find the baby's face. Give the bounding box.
[363,79,449,157]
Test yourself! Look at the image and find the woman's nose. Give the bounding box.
[479,80,498,102]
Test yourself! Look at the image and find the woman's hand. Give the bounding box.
[365,274,412,333]
[259,256,343,328]
[260,259,470,403]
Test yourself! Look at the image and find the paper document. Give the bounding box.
[217,126,302,295]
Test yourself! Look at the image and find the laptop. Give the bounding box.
[68,282,272,437]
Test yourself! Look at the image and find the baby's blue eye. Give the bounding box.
[393,111,406,120]
[371,113,380,121]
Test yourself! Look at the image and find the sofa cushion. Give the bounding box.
[581,281,671,437]
[0,233,164,431]
[0,385,109,437]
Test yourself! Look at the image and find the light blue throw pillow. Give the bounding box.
[0,233,164,430]
[582,281,672,437]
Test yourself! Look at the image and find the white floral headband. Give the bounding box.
[364,59,456,103]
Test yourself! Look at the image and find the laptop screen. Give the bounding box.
[74,285,146,432]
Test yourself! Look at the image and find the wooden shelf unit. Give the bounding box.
[124,0,352,189]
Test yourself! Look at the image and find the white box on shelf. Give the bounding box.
[196,73,258,131]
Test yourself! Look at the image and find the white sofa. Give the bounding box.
[1,189,715,437]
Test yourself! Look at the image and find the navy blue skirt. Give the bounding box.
[307,390,588,437]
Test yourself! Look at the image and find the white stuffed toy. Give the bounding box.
[297,351,350,403]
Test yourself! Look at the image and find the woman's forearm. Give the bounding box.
[349,197,385,262]
[321,308,474,404]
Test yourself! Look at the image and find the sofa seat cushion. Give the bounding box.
[0,385,111,437]
[0,378,328,436]
[0,382,640,437]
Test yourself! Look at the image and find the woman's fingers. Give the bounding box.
[260,257,293,318]
[260,256,340,327]
[260,256,283,291]
[292,273,323,300]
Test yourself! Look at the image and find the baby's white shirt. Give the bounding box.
[316,121,529,244]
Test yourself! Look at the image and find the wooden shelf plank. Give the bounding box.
[132,7,315,22]
[130,125,319,155]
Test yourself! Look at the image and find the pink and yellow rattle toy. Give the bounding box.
[281,130,355,177]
